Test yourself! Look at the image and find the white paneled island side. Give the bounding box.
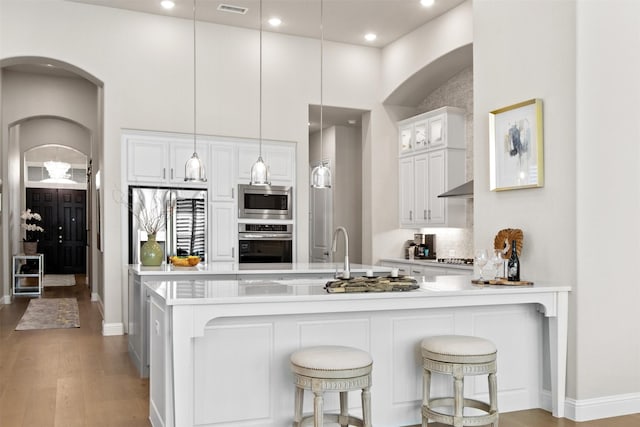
[144,275,569,427]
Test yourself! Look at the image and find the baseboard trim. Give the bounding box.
[91,292,99,302]
[565,392,640,422]
[102,321,124,336]
[541,389,640,421]
[1,295,11,304]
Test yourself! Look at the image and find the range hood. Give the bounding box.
[438,180,474,198]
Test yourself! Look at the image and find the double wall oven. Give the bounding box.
[237,184,293,264]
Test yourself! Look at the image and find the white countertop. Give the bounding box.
[145,275,569,306]
[130,262,391,276]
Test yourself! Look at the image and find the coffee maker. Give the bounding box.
[413,233,436,259]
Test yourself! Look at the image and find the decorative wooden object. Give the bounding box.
[494,228,523,258]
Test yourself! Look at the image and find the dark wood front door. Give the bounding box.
[26,188,86,274]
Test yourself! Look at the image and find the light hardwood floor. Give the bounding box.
[0,276,149,427]
[1,277,638,427]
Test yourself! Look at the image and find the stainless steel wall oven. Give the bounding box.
[238,223,293,263]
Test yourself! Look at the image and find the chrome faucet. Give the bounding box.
[331,226,350,279]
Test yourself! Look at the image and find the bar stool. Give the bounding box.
[290,345,372,427]
[421,335,498,427]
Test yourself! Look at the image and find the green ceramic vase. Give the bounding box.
[140,233,163,266]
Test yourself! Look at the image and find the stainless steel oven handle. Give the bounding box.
[239,233,293,239]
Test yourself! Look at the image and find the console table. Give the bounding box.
[12,254,44,296]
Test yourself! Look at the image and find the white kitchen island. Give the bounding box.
[145,276,569,427]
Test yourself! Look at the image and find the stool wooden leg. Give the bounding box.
[339,391,349,427]
[362,386,372,427]
[293,386,303,427]
[453,371,464,427]
[422,368,431,427]
[313,391,324,427]
[489,372,499,426]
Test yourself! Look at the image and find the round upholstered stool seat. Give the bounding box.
[421,335,498,427]
[290,345,372,427]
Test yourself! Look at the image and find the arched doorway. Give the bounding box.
[0,56,103,301]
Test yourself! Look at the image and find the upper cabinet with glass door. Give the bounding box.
[397,106,466,155]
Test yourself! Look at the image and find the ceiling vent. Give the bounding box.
[217,4,249,15]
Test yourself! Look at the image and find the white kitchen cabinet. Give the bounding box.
[209,143,236,201]
[126,134,207,187]
[209,202,236,261]
[237,141,295,185]
[264,143,295,184]
[169,141,209,184]
[399,123,414,154]
[399,149,466,228]
[399,157,416,224]
[397,106,466,155]
[127,137,170,184]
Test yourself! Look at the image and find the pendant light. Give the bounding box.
[310,0,332,189]
[185,0,207,182]
[250,0,271,186]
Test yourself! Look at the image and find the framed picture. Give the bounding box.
[489,98,544,191]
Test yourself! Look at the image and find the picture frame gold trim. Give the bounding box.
[489,98,544,191]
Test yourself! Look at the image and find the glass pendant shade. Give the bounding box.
[250,155,270,186]
[311,162,332,188]
[184,151,206,182]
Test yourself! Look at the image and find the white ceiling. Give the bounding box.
[68,0,466,48]
[10,1,470,133]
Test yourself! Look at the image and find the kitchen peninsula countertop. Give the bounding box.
[146,275,566,306]
[145,275,570,426]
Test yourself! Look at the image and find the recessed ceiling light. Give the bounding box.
[160,0,175,10]
[268,17,282,27]
[364,33,377,42]
[420,0,435,7]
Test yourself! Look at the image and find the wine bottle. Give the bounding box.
[507,239,520,281]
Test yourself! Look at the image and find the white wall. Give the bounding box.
[474,0,578,395]
[0,0,381,331]
[476,0,640,419]
[574,0,640,408]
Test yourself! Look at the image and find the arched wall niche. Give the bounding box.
[384,43,473,109]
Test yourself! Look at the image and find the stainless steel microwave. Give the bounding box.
[238,184,292,220]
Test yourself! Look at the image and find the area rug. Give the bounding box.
[42,274,76,287]
[15,298,80,330]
